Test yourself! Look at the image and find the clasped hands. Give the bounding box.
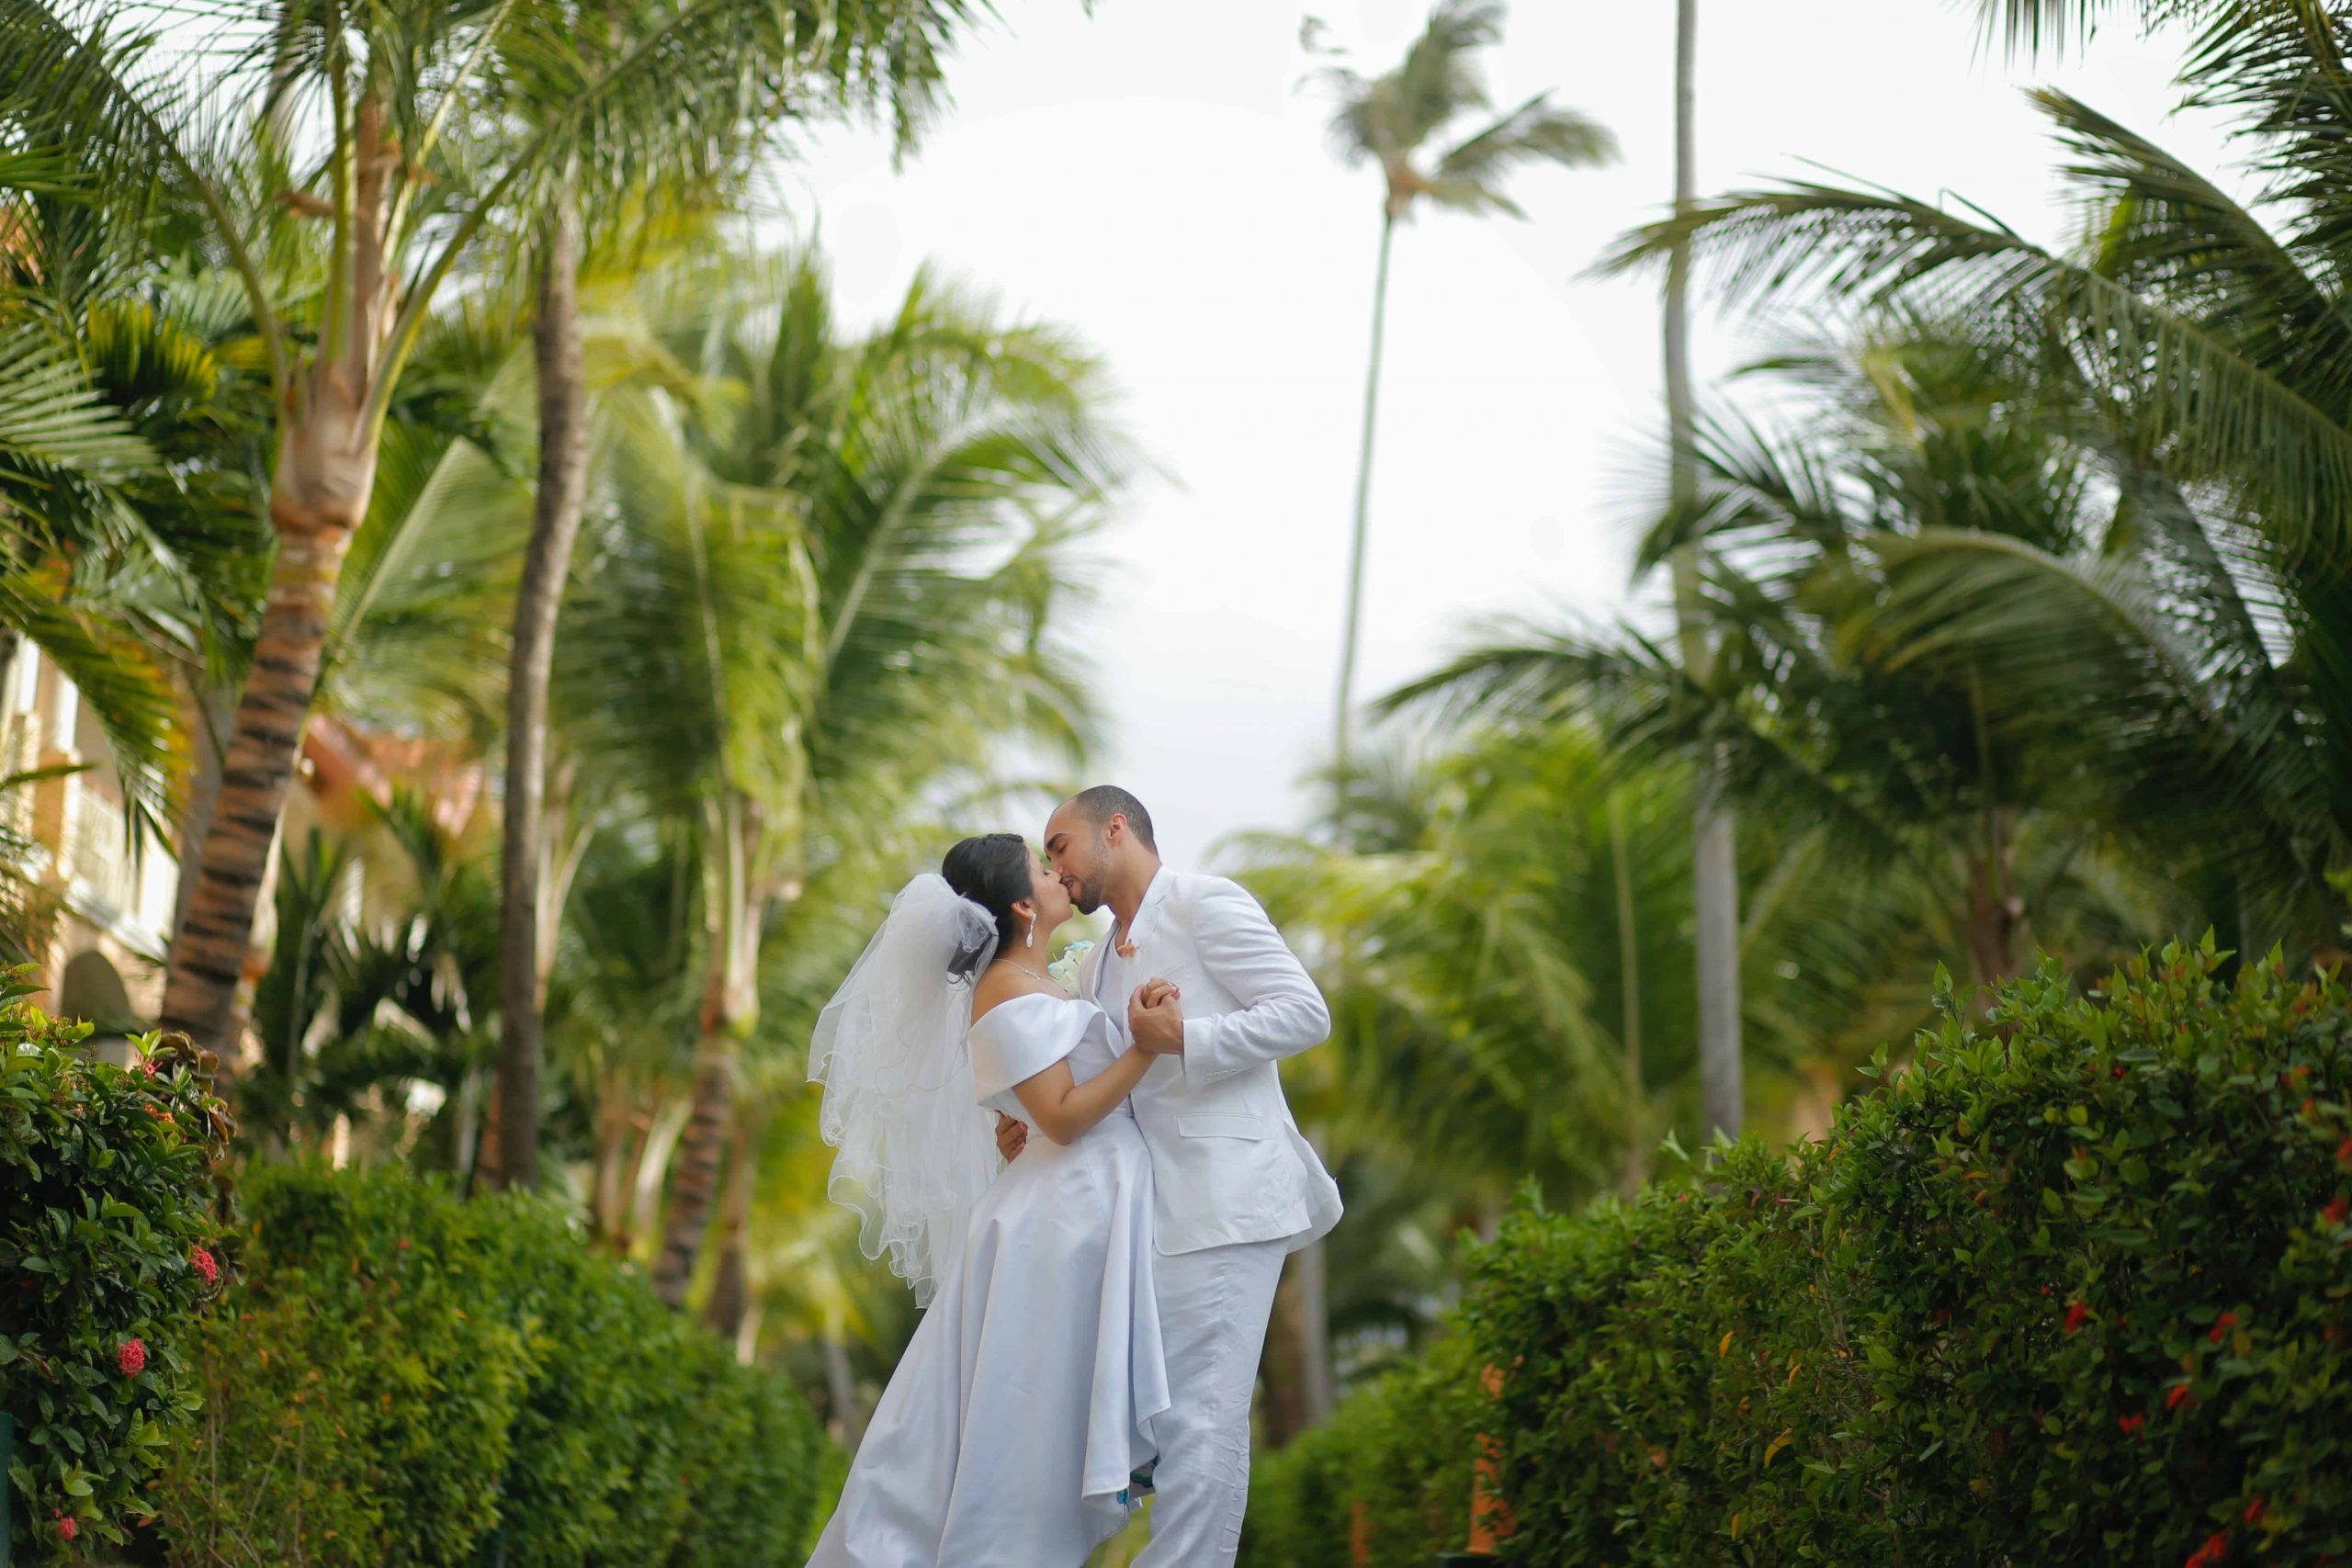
[992,977,1182,1162]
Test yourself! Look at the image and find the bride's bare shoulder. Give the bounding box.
[968,968,1064,1026]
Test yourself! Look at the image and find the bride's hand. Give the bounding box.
[994,1111,1027,1162]
[1129,979,1185,1057]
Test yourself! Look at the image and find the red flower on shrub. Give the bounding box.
[2337,1134,2352,1168]
[55,1515,76,1542]
[2243,1495,2265,1524]
[2324,1194,2350,1229]
[2118,1413,2145,1438]
[119,1337,146,1377]
[2166,1383,2194,1413]
[2185,1530,2229,1568]
[191,1246,219,1287]
[2064,1301,2090,1333]
[2210,1312,2239,1344]
[2112,1065,2127,1078]
[139,1054,158,1077]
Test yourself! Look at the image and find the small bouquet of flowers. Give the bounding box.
[1046,940,1094,995]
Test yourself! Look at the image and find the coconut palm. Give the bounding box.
[536,250,1127,1306]
[1595,1,2352,946]
[1391,325,2195,1003]
[1313,0,1614,764]
[1661,0,1745,1145]
[1242,731,1691,1206]
[0,0,980,1063]
[491,0,986,1190]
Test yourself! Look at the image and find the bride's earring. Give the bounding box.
[1026,915,1038,950]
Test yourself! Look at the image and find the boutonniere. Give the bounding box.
[1114,918,1141,959]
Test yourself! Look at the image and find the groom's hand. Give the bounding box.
[994,1111,1027,1161]
[1129,979,1185,1057]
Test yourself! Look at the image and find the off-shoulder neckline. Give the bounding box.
[967,989,1095,1033]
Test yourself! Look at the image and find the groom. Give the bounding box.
[1001,784,1343,1566]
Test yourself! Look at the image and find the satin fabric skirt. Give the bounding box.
[805,1111,1169,1568]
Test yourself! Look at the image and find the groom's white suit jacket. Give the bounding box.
[1079,868,1344,1257]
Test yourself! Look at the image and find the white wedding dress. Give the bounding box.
[805,993,1170,1568]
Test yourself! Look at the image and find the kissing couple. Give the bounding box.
[803,785,1343,1568]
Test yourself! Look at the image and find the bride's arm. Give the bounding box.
[1010,1024,1161,1145]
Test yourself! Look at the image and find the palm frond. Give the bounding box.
[1426,92,1616,216]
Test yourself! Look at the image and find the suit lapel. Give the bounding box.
[1124,870,1177,970]
[1086,871,1176,1006]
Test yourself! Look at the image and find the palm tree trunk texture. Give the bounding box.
[160,98,400,1066]
[1665,0,1744,1143]
[169,688,236,963]
[824,1329,868,1455]
[159,439,373,1062]
[703,1127,754,1342]
[1295,207,1399,1428]
[1964,820,2023,987]
[493,199,590,1191]
[592,1088,636,1249]
[1334,211,1397,766]
[1258,1261,1312,1447]
[1291,1174,1334,1427]
[1611,795,1645,1198]
[655,800,759,1306]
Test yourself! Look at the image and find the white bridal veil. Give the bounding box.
[808,874,1006,1306]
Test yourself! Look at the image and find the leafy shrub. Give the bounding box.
[150,1164,825,1567]
[1,984,230,1562]
[1247,942,2352,1565]
[1239,1337,1487,1568]
[153,1162,529,1565]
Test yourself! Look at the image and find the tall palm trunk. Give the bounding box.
[160,402,376,1060]
[1334,209,1398,766]
[493,199,590,1190]
[1664,0,1743,1143]
[1296,204,1401,1431]
[160,97,399,1066]
[591,1080,636,1248]
[824,1323,868,1454]
[655,795,759,1305]
[1611,794,1645,1198]
[703,1124,755,1342]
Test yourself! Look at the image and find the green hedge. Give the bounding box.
[2,984,230,1564]
[152,1163,823,1567]
[1239,1337,1487,1568]
[1243,942,2352,1565]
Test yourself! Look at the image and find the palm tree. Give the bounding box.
[1243,732,1697,1207]
[1313,0,1614,764]
[540,251,1127,1306]
[1390,324,2196,1000]
[1596,1,2352,947]
[0,0,976,1066]
[492,0,983,1190]
[1661,0,1744,1145]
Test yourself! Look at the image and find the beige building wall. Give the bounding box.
[2,638,179,1042]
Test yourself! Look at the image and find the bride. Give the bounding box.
[803,833,1175,1567]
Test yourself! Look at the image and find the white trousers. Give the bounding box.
[1132,1236,1288,1568]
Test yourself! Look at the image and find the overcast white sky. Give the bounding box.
[775,1,2246,865]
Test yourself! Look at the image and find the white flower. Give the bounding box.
[1047,940,1095,994]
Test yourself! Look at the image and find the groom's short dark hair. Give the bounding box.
[1069,785,1157,852]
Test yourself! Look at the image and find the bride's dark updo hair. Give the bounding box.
[942,833,1033,972]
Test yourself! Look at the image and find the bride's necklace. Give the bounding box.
[999,958,1056,987]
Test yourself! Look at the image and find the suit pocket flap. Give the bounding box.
[1175,1113,1270,1141]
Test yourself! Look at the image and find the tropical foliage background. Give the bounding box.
[4,0,2351,1559]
